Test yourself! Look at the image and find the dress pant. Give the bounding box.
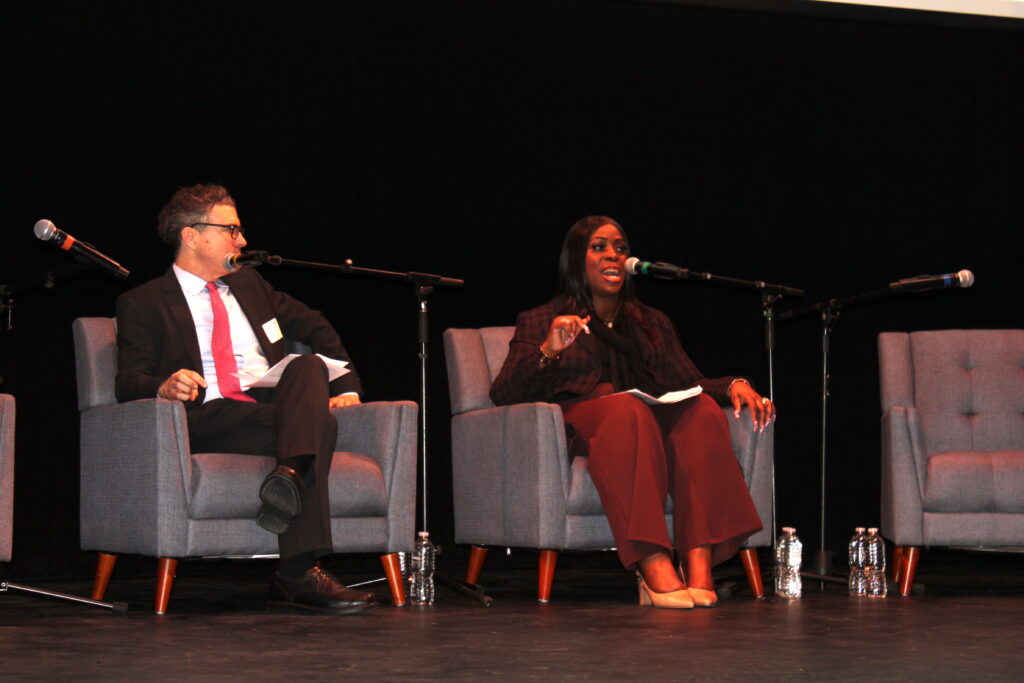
[186,355,337,561]
[561,383,762,569]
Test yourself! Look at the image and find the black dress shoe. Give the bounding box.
[269,566,378,614]
[256,465,304,534]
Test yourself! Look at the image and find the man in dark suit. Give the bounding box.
[115,183,374,614]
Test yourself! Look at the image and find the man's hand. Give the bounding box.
[329,394,362,409]
[158,369,207,402]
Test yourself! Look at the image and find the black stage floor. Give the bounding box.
[2,548,1023,681]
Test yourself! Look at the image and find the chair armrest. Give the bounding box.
[79,398,192,557]
[450,402,570,549]
[331,401,418,551]
[726,406,774,548]
[331,401,418,497]
[880,406,926,545]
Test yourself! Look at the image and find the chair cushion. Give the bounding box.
[566,457,603,515]
[189,451,387,519]
[923,450,1024,513]
[566,456,672,515]
[443,327,515,415]
[910,330,1024,454]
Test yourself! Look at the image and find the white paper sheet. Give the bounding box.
[605,385,703,405]
[236,354,349,389]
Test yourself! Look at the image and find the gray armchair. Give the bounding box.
[879,329,1024,595]
[72,317,418,613]
[443,327,774,601]
[0,394,13,563]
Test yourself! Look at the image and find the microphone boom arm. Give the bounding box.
[628,258,803,297]
[686,270,804,298]
[254,255,465,288]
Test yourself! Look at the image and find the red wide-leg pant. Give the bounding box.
[561,385,762,569]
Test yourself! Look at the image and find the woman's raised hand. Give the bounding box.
[540,315,591,358]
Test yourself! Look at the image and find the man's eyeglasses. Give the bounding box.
[191,222,245,239]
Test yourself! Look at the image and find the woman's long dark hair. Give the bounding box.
[556,216,646,333]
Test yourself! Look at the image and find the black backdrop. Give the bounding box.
[2,0,1021,577]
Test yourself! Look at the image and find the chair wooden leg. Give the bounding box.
[91,552,118,600]
[154,557,178,615]
[891,545,905,584]
[538,549,558,603]
[380,553,406,606]
[738,548,765,598]
[898,546,920,597]
[466,545,488,585]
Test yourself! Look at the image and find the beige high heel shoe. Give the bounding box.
[686,587,718,607]
[677,565,718,607]
[636,572,694,609]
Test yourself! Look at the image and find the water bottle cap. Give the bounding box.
[418,531,430,538]
[782,526,796,534]
[856,527,866,532]
[867,527,878,534]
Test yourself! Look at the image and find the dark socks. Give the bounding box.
[277,551,316,580]
[281,454,314,485]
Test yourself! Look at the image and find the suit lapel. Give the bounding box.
[226,270,285,366]
[160,269,205,375]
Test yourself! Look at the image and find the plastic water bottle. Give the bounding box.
[864,528,887,598]
[410,531,436,605]
[775,527,802,598]
[398,551,416,591]
[848,527,867,597]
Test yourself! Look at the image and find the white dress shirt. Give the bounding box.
[173,264,270,403]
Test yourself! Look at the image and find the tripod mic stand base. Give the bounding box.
[812,549,837,577]
[2,578,129,614]
[349,571,494,606]
[798,571,848,586]
[436,572,494,606]
[800,549,847,586]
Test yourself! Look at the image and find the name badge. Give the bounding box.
[262,318,283,344]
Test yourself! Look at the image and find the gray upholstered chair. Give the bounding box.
[879,329,1024,596]
[0,394,13,564]
[443,327,774,602]
[72,317,418,613]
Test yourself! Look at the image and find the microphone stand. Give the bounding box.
[255,255,492,605]
[648,267,803,594]
[0,267,129,613]
[646,265,804,397]
[777,286,892,588]
[1,264,92,334]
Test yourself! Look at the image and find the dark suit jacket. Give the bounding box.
[115,267,362,408]
[489,299,736,407]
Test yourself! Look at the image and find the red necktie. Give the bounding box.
[206,281,256,402]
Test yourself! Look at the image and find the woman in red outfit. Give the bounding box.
[489,216,775,608]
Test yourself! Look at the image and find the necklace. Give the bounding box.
[595,305,618,329]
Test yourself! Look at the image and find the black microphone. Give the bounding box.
[33,219,130,279]
[224,251,280,271]
[625,257,689,279]
[889,270,974,292]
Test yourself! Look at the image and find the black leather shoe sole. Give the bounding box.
[256,467,303,535]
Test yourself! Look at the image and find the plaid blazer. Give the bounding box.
[489,299,737,407]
